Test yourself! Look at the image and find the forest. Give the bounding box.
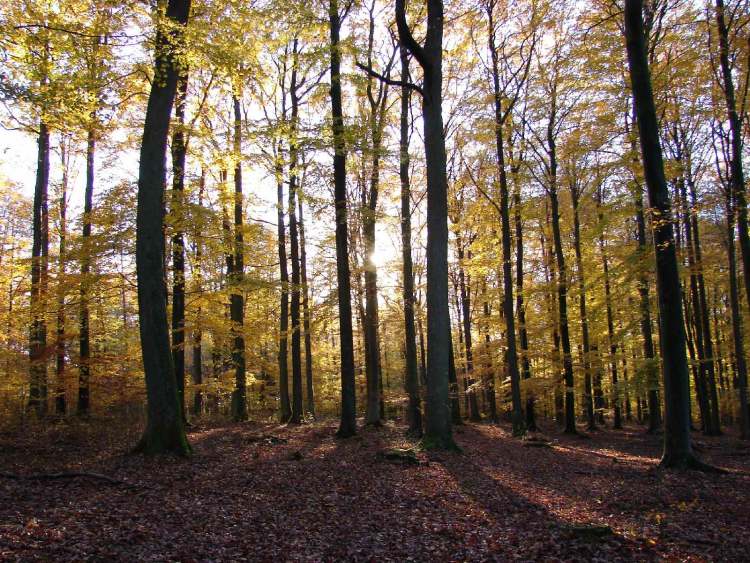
[1,0,750,559]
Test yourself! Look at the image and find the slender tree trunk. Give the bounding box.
[458,248,480,421]
[134,0,191,455]
[192,170,205,417]
[597,188,621,429]
[679,175,716,434]
[688,176,721,434]
[28,120,50,416]
[330,0,356,437]
[399,46,422,436]
[514,183,535,430]
[448,331,462,425]
[171,74,188,422]
[276,145,291,422]
[288,67,303,424]
[628,106,662,432]
[55,139,68,416]
[624,0,704,468]
[230,95,247,422]
[725,191,749,438]
[716,0,750,354]
[571,186,595,430]
[488,10,524,435]
[78,127,95,417]
[397,0,454,449]
[547,135,576,434]
[482,288,498,422]
[298,196,315,417]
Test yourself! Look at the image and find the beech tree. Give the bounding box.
[134,0,192,455]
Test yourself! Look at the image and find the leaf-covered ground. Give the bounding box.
[1,418,748,561]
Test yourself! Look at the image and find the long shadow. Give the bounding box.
[438,451,655,559]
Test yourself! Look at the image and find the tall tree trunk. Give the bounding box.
[276,144,291,422]
[482,286,498,422]
[628,106,662,433]
[488,7,524,435]
[192,170,205,417]
[571,186,595,430]
[399,46,422,436]
[134,0,191,455]
[28,120,50,416]
[171,73,188,422]
[55,139,68,416]
[542,223,564,426]
[78,127,94,416]
[596,187,621,429]
[546,117,576,434]
[329,0,356,437]
[716,0,750,356]
[230,94,247,422]
[688,174,721,434]
[514,182,535,430]
[458,247,480,421]
[298,196,315,417]
[288,62,303,424]
[724,191,749,438]
[362,8,387,427]
[624,0,704,468]
[397,0,454,449]
[678,175,716,434]
[448,331,462,425]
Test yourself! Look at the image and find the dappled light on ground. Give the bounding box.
[1,419,748,560]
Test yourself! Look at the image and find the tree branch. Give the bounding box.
[355,62,424,98]
[395,0,428,70]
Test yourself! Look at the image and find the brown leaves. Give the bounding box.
[0,419,748,560]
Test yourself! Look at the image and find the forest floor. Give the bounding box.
[0,417,748,561]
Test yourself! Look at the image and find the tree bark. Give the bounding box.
[230,94,247,422]
[596,187,621,429]
[288,58,303,424]
[487,6,524,435]
[192,170,205,417]
[513,180,535,431]
[571,185,595,430]
[134,0,191,455]
[399,45,422,436]
[624,0,702,468]
[458,247,480,421]
[78,127,95,416]
[715,0,750,364]
[55,139,68,416]
[396,0,454,449]
[724,190,749,438]
[298,195,315,417]
[170,73,188,422]
[275,144,291,422]
[546,113,576,434]
[330,0,357,437]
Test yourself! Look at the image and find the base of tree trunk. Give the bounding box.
[420,433,460,452]
[659,452,726,473]
[133,425,191,457]
[336,424,357,439]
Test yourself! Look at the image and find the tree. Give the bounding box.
[623,0,705,469]
[330,0,357,438]
[396,0,456,449]
[134,0,192,455]
[399,44,422,436]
